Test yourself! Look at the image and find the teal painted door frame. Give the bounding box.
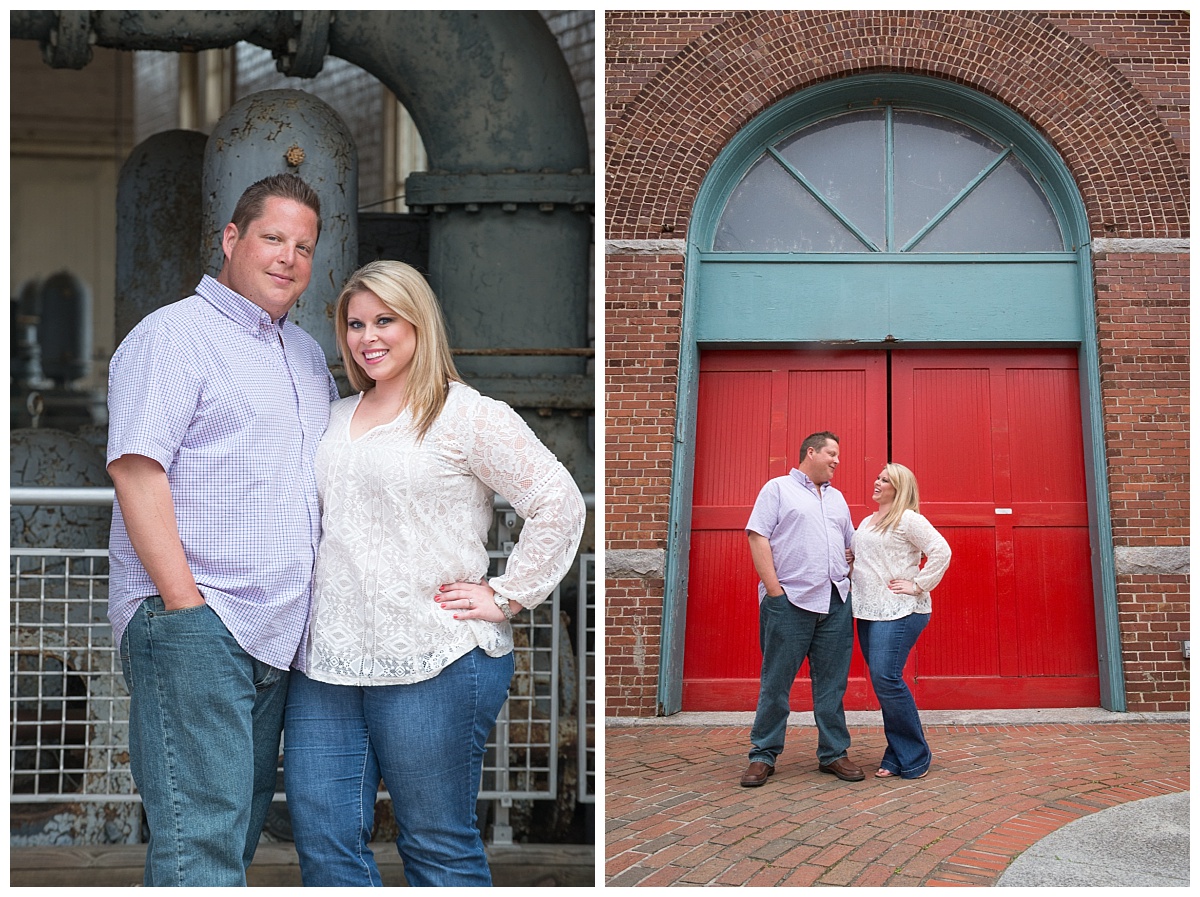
[658,74,1125,714]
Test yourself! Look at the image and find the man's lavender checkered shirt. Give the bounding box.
[107,275,339,670]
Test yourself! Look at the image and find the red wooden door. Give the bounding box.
[891,350,1099,707]
[682,351,887,710]
[682,348,1099,710]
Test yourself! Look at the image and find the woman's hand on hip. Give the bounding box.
[887,579,920,596]
[437,580,508,623]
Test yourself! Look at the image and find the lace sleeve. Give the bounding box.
[907,512,952,594]
[454,391,586,609]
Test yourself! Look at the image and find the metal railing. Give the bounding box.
[578,554,596,804]
[10,487,595,844]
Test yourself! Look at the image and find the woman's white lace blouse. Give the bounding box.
[304,381,586,685]
[850,509,951,621]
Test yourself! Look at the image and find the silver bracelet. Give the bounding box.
[494,592,516,621]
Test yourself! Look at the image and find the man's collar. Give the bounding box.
[196,275,289,332]
[790,468,828,491]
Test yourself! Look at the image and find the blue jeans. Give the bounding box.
[749,585,853,767]
[119,596,288,886]
[284,648,515,887]
[857,614,931,778]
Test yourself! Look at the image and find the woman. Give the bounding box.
[850,463,950,780]
[284,260,586,886]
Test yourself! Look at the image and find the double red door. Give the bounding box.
[682,349,1099,710]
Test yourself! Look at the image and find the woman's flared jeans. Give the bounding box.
[857,613,931,778]
[284,648,514,887]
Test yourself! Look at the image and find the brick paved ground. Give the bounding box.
[605,720,1188,887]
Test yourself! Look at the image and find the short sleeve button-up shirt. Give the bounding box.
[746,468,854,612]
[107,275,339,669]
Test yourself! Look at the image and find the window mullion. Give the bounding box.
[767,146,881,252]
[885,106,895,252]
[901,147,1012,252]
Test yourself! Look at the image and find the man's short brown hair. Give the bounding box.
[800,430,839,462]
[229,173,322,241]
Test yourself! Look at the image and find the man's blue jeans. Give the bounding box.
[748,585,853,767]
[119,597,288,887]
[857,613,931,778]
[283,647,515,887]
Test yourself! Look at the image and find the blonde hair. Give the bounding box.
[872,462,921,532]
[334,260,461,439]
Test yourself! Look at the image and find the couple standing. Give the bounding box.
[740,431,951,787]
[107,174,585,886]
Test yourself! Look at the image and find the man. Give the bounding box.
[740,431,864,786]
[107,173,339,885]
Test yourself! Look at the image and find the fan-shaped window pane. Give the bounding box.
[714,155,871,252]
[892,111,1005,249]
[712,106,1064,253]
[775,110,886,249]
[912,154,1064,252]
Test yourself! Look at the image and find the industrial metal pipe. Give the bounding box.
[10,11,588,171]
[13,8,594,431]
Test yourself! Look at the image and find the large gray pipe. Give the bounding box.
[10,11,586,170]
[115,129,207,346]
[204,90,358,365]
[12,10,593,381]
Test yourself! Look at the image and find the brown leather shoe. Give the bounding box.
[740,760,775,787]
[818,757,865,781]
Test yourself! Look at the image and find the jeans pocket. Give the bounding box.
[119,628,134,693]
[145,594,209,617]
[253,663,286,692]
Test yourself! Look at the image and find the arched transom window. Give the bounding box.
[714,107,1064,253]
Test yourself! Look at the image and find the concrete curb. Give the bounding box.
[997,791,1190,887]
[606,708,1189,727]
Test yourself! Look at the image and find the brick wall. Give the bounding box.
[1095,253,1189,547]
[605,253,684,547]
[605,11,740,122]
[604,578,666,717]
[1042,12,1189,154]
[1095,250,1190,710]
[605,10,1189,715]
[606,250,684,715]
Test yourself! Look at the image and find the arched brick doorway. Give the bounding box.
[668,74,1118,712]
